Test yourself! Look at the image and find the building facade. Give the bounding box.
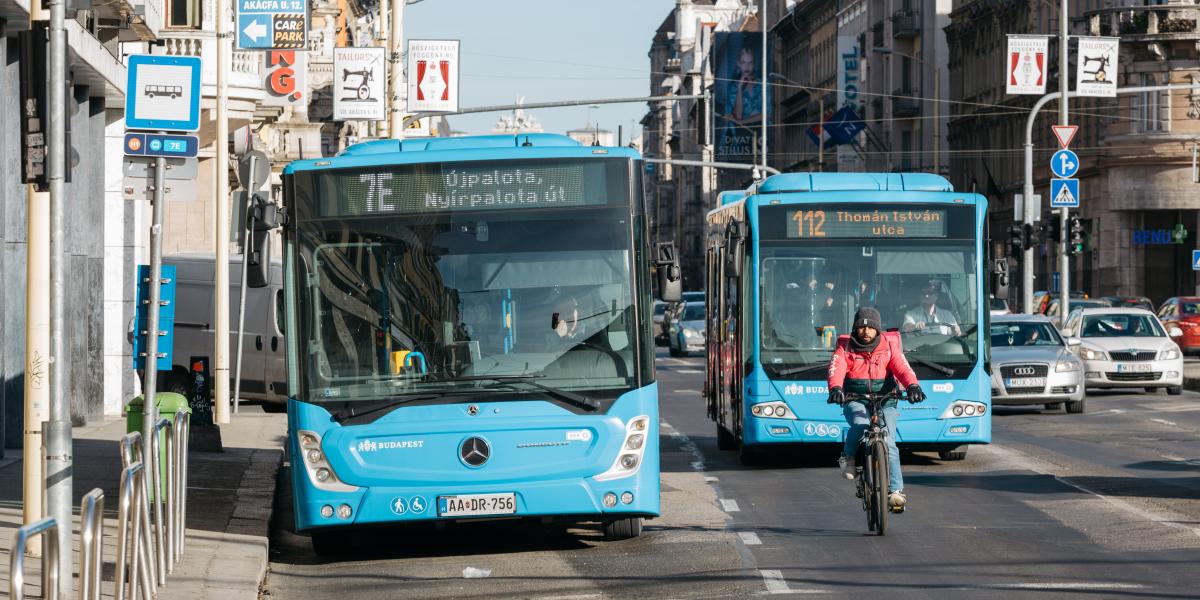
[947,0,1200,302]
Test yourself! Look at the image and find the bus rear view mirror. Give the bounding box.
[725,223,744,278]
[654,242,682,303]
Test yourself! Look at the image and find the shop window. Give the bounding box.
[168,0,202,29]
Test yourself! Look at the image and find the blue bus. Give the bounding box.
[276,134,672,553]
[704,173,994,464]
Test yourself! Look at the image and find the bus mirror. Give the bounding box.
[247,229,272,288]
[655,242,682,303]
[725,242,743,278]
[991,259,1009,299]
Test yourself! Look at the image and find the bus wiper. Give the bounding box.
[330,393,445,423]
[903,352,955,377]
[778,363,828,377]
[435,374,600,412]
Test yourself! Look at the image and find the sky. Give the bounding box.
[404,0,676,139]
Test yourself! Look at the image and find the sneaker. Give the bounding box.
[838,455,856,480]
[888,491,906,511]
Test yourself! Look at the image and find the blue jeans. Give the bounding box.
[841,401,903,493]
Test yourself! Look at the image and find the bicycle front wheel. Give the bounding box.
[871,439,889,536]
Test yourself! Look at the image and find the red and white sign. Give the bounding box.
[407,39,459,113]
[1006,35,1049,95]
[1052,125,1078,149]
[263,50,307,107]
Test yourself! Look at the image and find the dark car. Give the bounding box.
[1103,296,1155,312]
[1046,297,1110,324]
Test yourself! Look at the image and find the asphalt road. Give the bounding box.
[264,350,1200,598]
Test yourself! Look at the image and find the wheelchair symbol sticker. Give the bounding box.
[410,496,427,514]
[816,424,829,436]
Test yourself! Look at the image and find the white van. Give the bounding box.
[161,254,287,411]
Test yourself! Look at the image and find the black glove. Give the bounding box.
[827,387,845,405]
[907,384,926,404]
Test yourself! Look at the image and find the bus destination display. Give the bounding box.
[788,208,948,239]
[318,162,609,216]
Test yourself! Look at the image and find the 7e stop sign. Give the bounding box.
[263,50,306,107]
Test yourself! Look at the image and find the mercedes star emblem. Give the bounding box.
[460,436,490,467]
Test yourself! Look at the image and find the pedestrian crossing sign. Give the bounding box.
[1192,250,1200,270]
[1050,178,1079,207]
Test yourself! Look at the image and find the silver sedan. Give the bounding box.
[990,314,1086,413]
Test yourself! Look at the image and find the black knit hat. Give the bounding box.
[852,307,883,332]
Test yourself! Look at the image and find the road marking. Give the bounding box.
[759,570,791,594]
[1151,417,1178,427]
[704,476,719,482]
[1160,454,1200,467]
[738,531,762,545]
[974,582,1146,590]
[720,498,740,512]
[677,369,703,374]
[661,358,690,366]
[674,389,701,394]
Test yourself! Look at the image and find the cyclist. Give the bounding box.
[826,307,926,510]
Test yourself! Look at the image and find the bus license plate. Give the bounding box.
[1005,377,1045,388]
[1116,363,1152,373]
[438,493,516,517]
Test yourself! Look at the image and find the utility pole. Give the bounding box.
[45,0,73,588]
[760,0,769,172]
[215,0,232,424]
[22,0,50,561]
[1057,0,1071,320]
[377,0,390,138]
[389,0,406,139]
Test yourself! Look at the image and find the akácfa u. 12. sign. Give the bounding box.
[238,0,307,50]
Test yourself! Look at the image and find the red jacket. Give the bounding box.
[826,331,919,393]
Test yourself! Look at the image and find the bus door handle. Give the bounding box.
[271,336,279,352]
[256,336,263,351]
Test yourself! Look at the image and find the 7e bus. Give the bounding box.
[271,134,677,553]
[704,173,996,464]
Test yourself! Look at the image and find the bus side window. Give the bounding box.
[275,289,286,335]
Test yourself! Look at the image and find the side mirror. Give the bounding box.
[991,259,1009,299]
[725,222,745,278]
[247,193,284,289]
[654,242,682,303]
[1169,326,1184,338]
[1066,337,1082,347]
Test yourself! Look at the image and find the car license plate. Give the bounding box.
[438,493,516,517]
[1116,363,1152,373]
[1005,377,1045,388]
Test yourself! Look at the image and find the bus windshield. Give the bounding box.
[760,242,979,376]
[291,160,641,404]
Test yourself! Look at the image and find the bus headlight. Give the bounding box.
[298,430,359,492]
[750,402,796,419]
[596,416,651,481]
[941,401,987,419]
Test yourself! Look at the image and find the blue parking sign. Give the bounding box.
[1192,250,1200,270]
[238,0,308,50]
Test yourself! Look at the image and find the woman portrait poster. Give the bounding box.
[714,32,769,163]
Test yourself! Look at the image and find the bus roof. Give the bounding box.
[754,172,953,194]
[282,133,641,174]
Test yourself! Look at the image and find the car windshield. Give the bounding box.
[1182,302,1200,316]
[681,292,704,305]
[1080,314,1165,338]
[991,322,1062,347]
[680,304,704,321]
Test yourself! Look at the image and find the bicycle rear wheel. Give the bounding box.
[871,440,889,536]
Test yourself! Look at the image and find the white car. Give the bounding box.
[1060,307,1185,395]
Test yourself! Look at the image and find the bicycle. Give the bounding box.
[841,389,910,536]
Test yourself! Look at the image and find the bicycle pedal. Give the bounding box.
[890,505,905,514]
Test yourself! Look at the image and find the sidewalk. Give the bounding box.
[1184,362,1200,393]
[0,406,285,600]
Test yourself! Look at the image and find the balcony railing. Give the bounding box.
[1087,5,1199,38]
[893,9,920,39]
[159,33,265,96]
[892,89,921,117]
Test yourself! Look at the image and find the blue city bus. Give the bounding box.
[704,173,993,464]
[277,134,666,553]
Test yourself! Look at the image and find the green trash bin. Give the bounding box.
[125,392,192,496]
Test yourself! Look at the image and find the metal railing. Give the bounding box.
[119,432,157,589]
[79,489,105,600]
[149,418,174,582]
[8,517,60,600]
[115,462,153,600]
[172,410,190,561]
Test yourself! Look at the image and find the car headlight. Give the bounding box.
[683,328,701,339]
[1161,348,1180,360]
[1079,347,1108,361]
[1055,359,1082,372]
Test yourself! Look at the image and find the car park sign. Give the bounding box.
[238,0,307,50]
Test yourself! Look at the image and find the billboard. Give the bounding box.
[407,39,460,113]
[263,50,307,107]
[714,32,771,164]
[333,47,385,121]
[1076,37,1119,98]
[1006,35,1048,95]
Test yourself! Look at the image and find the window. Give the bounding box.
[1134,73,1170,133]
[168,0,201,28]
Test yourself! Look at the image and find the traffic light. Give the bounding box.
[1069,216,1085,255]
[1007,224,1025,255]
[1045,218,1061,243]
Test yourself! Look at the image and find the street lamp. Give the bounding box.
[872,47,941,174]
[768,72,824,171]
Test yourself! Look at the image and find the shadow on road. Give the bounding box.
[909,471,1200,500]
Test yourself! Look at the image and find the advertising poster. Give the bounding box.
[333,47,385,121]
[263,50,307,107]
[407,40,460,113]
[714,32,770,164]
[1076,37,1119,98]
[1006,35,1049,95]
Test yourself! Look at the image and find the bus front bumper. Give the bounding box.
[742,414,990,447]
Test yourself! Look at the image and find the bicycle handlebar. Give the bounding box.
[841,390,911,405]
